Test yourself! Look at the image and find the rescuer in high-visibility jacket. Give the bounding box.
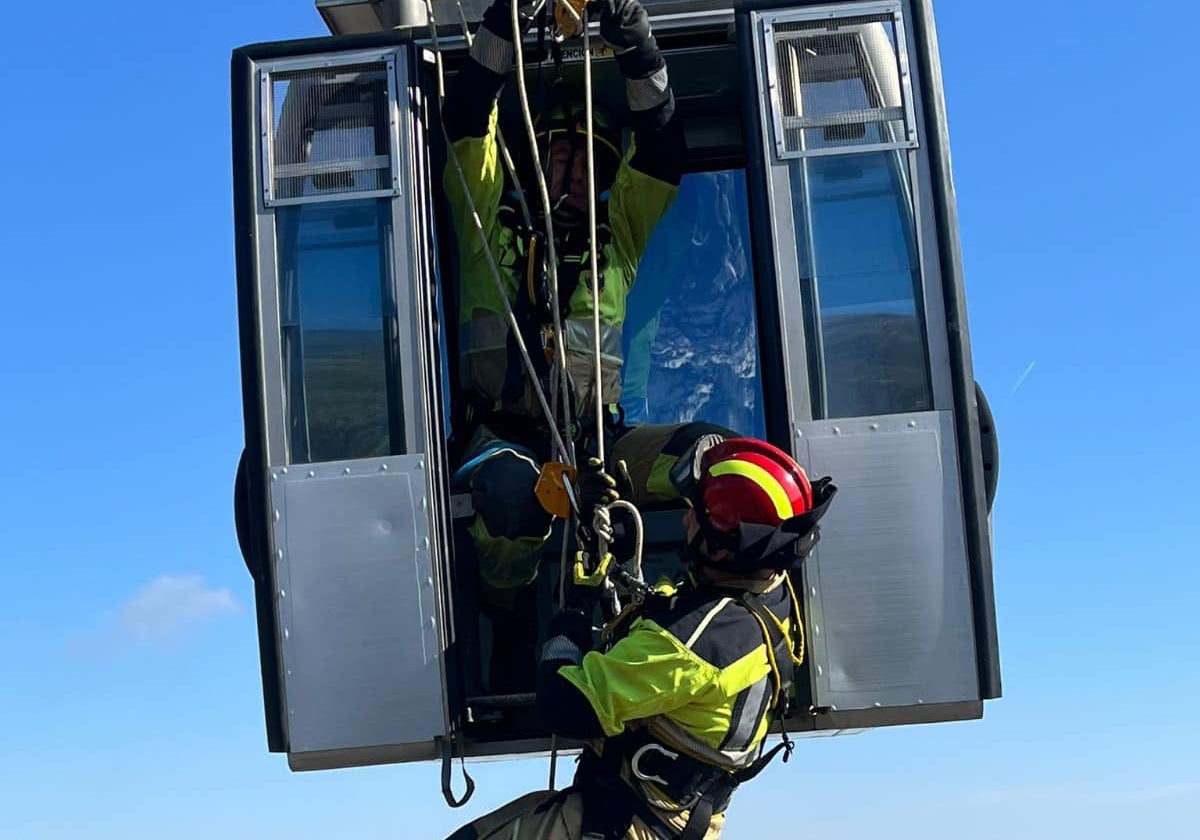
[443,0,735,694]
[445,437,838,840]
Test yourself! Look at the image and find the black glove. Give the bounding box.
[588,0,650,52]
[481,0,540,42]
[578,457,618,512]
[588,0,661,78]
[546,605,594,653]
[576,456,617,552]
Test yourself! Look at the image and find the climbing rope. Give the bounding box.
[424,0,643,790]
[581,10,607,469]
[607,499,645,585]
[422,0,570,464]
[510,0,579,474]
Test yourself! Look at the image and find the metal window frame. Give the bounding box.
[235,35,463,762]
[742,0,1001,712]
[761,0,919,160]
[259,49,404,208]
[750,5,951,428]
[251,47,425,468]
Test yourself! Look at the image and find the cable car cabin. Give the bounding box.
[231,0,1001,774]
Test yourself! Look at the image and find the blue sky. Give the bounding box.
[1,1,1198,837]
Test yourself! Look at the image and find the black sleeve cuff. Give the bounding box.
[630,104,685,186]
[444,59,506,142]
[536,662,606,739]
[615,38,665,80]
[480,1,517,41]
[547,607,594,651]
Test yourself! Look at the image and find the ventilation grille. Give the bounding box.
[763,4,917,159]
[264,62,396,205]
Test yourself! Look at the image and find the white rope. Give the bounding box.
[543,5,607,474]
[581,11,606,469]
[503,0,602,617]
[544,2,612,566]
[453,2,585,619]
[591,503,613,545]
[422,0,570,463]
[512,0,578,474]
[607,499,645,584]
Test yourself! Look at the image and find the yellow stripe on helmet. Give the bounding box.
[708,460,793,521]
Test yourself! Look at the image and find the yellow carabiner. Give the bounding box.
[572,550,613,587]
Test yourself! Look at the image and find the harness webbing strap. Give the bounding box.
[574,584,800,839]
[677,795,714,840]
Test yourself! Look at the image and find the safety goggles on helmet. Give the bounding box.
[668,432,728,506]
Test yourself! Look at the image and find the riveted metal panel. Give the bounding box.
[796,410,978,710]
[269,455,443,758]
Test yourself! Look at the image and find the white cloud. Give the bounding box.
[117,574,243,645]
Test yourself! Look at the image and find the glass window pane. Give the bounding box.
[623,170,766,437]
[791,151,932,418]
[275,198,403,462]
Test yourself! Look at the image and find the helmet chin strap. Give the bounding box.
[681,504,741,572]
[677,531,707,568]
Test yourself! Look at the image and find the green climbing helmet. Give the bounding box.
[534,100,623,173]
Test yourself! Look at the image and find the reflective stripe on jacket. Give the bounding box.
[558,574,801,771]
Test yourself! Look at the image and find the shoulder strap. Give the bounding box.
[735,592,792,707]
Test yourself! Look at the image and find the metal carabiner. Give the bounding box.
[630,742,679,788]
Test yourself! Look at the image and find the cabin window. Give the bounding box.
[268,64,394,202]
[759,5,932,419]
[275,198,405,463]
[622,169,767,437]
[789,150,933,418]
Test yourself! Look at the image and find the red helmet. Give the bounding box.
[699,439,814,533]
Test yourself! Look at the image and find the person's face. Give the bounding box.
[682,507,738,568]
[545,137,590,226]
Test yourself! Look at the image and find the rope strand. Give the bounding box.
[422,0,570,463]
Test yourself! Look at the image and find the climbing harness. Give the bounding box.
[568,581,806,840]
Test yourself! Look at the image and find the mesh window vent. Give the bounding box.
[262,60,398,206]
[762,3,918,160]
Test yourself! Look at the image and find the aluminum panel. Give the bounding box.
[270,455,443,755]
[796,410,978,710]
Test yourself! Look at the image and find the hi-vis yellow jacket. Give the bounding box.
[444,103,679,417]
[560,573,803,770]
